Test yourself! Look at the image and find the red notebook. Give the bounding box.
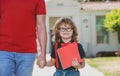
[57,42,83,69]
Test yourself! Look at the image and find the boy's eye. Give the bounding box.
[67,28,72,30]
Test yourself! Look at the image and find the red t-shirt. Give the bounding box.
[0,0,46,53]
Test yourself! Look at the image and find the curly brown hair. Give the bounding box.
[53,17,78,44]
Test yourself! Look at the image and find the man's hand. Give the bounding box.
[37,54,46,68]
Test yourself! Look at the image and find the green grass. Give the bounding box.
[86,57,120,76]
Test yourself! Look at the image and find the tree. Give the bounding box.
[104,9,120,43]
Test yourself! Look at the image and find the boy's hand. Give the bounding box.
[72,58,80,69]
[37,54,46,68]
[72,58,85,69]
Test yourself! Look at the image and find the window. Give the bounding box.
[96,16,109,44]
[49,17,73,29]
[49,17,60,29]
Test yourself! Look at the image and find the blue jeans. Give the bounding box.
[0,51,36,76]
[53,69,80,76]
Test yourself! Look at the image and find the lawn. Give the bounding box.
[86,57,120,76]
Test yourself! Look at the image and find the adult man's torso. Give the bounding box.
[0,0,46,53]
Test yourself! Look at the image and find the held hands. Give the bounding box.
[37,54,46,68]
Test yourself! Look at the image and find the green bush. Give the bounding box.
[104,9,120,32]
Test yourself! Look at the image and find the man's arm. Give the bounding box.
[36,15,47,68]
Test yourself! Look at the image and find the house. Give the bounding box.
[37,0,120,57]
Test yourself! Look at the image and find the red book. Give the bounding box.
[57,42,83,69]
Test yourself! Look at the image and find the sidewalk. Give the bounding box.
[32,54,104,76]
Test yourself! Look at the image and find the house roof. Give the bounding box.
[80,2,120,11]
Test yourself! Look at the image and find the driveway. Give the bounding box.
[32,54,104,76]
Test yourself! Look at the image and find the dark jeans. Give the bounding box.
[53,69,80,76]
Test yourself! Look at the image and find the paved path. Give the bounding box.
[32,54,104,76]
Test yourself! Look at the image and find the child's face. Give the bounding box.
[59,24,73,39]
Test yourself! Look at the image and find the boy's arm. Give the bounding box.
[78,58,85,69]
[46,58,55,67]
